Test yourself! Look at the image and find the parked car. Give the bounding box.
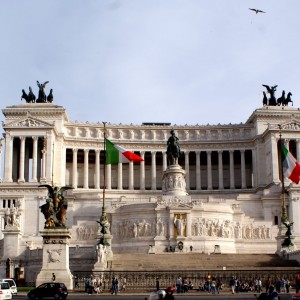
[0,279,17,296]
[291,293,300,300]
[0,281,12,300]
[27,283,68,299]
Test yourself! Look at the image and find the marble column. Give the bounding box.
[196,151,201,190]
[18,137,26,183]
[151,151,156,190]
[4,134,13,182]
[185,151,190,190]
[241,150,246,188]
[229,150,235,189]
[83,149,89,189]
[207,151,212,190]
[117,162,123,190]
[218,150,224,189]
[162,152,167,171]
[139,152,145,190]
[31,136,38,182]
[251,148,257,188]
[95,149,100,189]
[106,164,111,189]
[270,134,280,183]
[72,149,78,189]
[129,161,134,190]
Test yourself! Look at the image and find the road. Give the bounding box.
[14,292,294,300]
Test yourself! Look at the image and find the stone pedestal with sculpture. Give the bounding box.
[36,229,73,289]
[36,185,74,289]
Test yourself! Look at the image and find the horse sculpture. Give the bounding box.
[167,130,181,165]
[284,92,293,106]
[276,90,286,106]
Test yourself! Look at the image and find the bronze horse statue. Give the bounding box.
[167,130,181,165]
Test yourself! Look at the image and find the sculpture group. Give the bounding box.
[21,81,53,103]
[39,184,72,228]
[262,84,293,106]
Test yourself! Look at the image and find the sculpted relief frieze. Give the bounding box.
[191,217,273,240]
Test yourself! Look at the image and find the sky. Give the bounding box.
[0,0,299,126]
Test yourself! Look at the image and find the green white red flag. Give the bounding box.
[282,144,300,184]
[105,138,144,164]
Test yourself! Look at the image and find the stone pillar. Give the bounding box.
[4,134,13,182]
[151,151,156,190]
[186,213,191,237]
[207,151,212,189]
[251,148,257,188]
[229,150,235,189]
[162,152,167,171]
[196,151,201,190]
[241,149,246,188]
[271,134,280,183]
[129,161,134,190]
[116,162,122,190]
[139,152,145,190]
[4,133,13,182]
[83,149,89,189]
[31,136,38,182]
[218,150,224,189]
[40,146,47,184]
[72,149,78,189]
[184,151,190,190]
[18,137,26,183]
[95,149,100,189]
[36,229,73,290]
[106,164,111,189]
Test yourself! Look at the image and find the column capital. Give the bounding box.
[20,136,26,141]
[184,151,190,156]
[151,151,157,156]
[72,148,78,153]
[218,150,223,154]
[240,149,246,153]
[84,149,89,153]
[32,136,39,141]
[95,149,100,154]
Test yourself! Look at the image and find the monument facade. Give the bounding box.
[0,102,300,282]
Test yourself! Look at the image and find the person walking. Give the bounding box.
[51,273,56,282]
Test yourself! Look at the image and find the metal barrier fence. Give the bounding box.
[72,269,300,292]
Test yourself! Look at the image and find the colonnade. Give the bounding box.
[65,148,254,190]
[4,134,300,191]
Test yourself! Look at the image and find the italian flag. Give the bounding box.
[105,139,144,164]
[282,144,300,184]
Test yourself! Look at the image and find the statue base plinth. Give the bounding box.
[36,229,73,290]
[2,228,22,259]
[162,164,188,196]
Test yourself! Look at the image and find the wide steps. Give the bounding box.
[110,253,299,271]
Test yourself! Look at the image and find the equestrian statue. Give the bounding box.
[167,130,181,165]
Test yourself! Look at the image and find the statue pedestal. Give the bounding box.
[36,229,73,290]
[2,228,22,259]
[162,165,188,196]
[93,233,113,271]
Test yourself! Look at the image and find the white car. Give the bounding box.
[0,279,17,296]
[0,282,12,299]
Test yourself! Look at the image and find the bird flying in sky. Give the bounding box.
[249,8,266,14]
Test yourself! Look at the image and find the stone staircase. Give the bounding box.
[110,253,299,271]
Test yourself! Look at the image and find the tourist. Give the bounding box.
[216,277,222,294]
[165,286,175,300]
[51,273,56,282]
[268,285,279,300]
[211,277,216,294]
[296,273,300,293]
[175,276,181,293]
[120,276,126,292]
[229,276,236,294]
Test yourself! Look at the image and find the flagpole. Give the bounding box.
[278,124,288,223]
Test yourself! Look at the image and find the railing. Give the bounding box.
[72,269,300,292]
